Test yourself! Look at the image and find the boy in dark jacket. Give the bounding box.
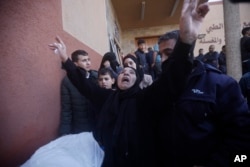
[59,50,98,136]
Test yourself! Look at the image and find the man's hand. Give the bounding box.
[48,36,68,62]
[179,0,210,44]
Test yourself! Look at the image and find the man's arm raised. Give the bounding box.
[179,0,209,44]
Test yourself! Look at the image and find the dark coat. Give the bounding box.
[218,51,227,74]
[241,36,250,62]
[59,70,98,136]
[135,49,149,74]
[63,40,193,167]
[239,71,250,110]
[203,51,219,68]
[141,60,250,167]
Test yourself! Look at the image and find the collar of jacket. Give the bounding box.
[189,60,222,78]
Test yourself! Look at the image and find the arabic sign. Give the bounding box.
[206,23,224,34]
[199,37,222,44]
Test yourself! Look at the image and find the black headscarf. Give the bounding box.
[99,52,120,73]
[122,54,144,83]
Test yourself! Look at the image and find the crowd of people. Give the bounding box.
[194,44,227,74]
[22,0,250,167]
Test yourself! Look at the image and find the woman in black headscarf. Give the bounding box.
[99,52,123,79]
[49,36,193,167]
[123,54,153,89]
[60,60,142,167]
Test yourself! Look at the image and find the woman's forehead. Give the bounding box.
[122,67,135,72]
[124,58,134,63]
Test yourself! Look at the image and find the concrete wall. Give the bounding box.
[239,2,250,28]
[62,0,109,55]
[0,0,103,166]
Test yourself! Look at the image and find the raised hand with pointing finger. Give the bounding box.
[48,36,68,62]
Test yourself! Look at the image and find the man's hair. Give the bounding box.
[137,39,145,45]
[158,30,179,44]
[71,50,88,62]
[242,27,250,36]
[98,68,115,78]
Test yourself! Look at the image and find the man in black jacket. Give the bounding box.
[241,27,250,74]
[135,39,149,74]
[59,49,98,136]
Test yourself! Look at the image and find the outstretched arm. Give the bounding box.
[160,0,209,100]
[48,37,110,110]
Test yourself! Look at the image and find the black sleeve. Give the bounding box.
[62,58,110,111]
[136,39,194,167]
[160,38,193,100]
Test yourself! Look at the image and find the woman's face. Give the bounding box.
[123,58,137,69]
[117,67,137,90]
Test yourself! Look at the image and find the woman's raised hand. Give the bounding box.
[48,36,68,62]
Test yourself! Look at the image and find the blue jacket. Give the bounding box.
[154,60,250,166]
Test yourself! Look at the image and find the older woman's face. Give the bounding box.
[123,58,137,69]
[117,67,137,90]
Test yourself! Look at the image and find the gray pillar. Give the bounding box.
[223,0,242,81]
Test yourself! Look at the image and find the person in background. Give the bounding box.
[239,71,250,110]
[153,43,162,80]
[134,39,149,74]
[218,45,227,74]
[203,44,219,68]
[241,27,250,75]
[195,48,204,61]
[59,50,98,136]
[99,52,123,79]
[123,54,153,89]
[146,47,155,79]
[98,67,116,90]
[239,37,250,110]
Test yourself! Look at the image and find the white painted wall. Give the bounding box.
[61,0,109,55]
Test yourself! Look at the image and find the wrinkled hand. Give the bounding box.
[179,0,210,44]
[48,36,68,62]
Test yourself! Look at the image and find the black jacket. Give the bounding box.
[59,71,98,136]
[140,60,250,167]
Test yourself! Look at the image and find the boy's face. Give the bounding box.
[74,55,91,71]
[138,43,146,52]
[98,74,115,89]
